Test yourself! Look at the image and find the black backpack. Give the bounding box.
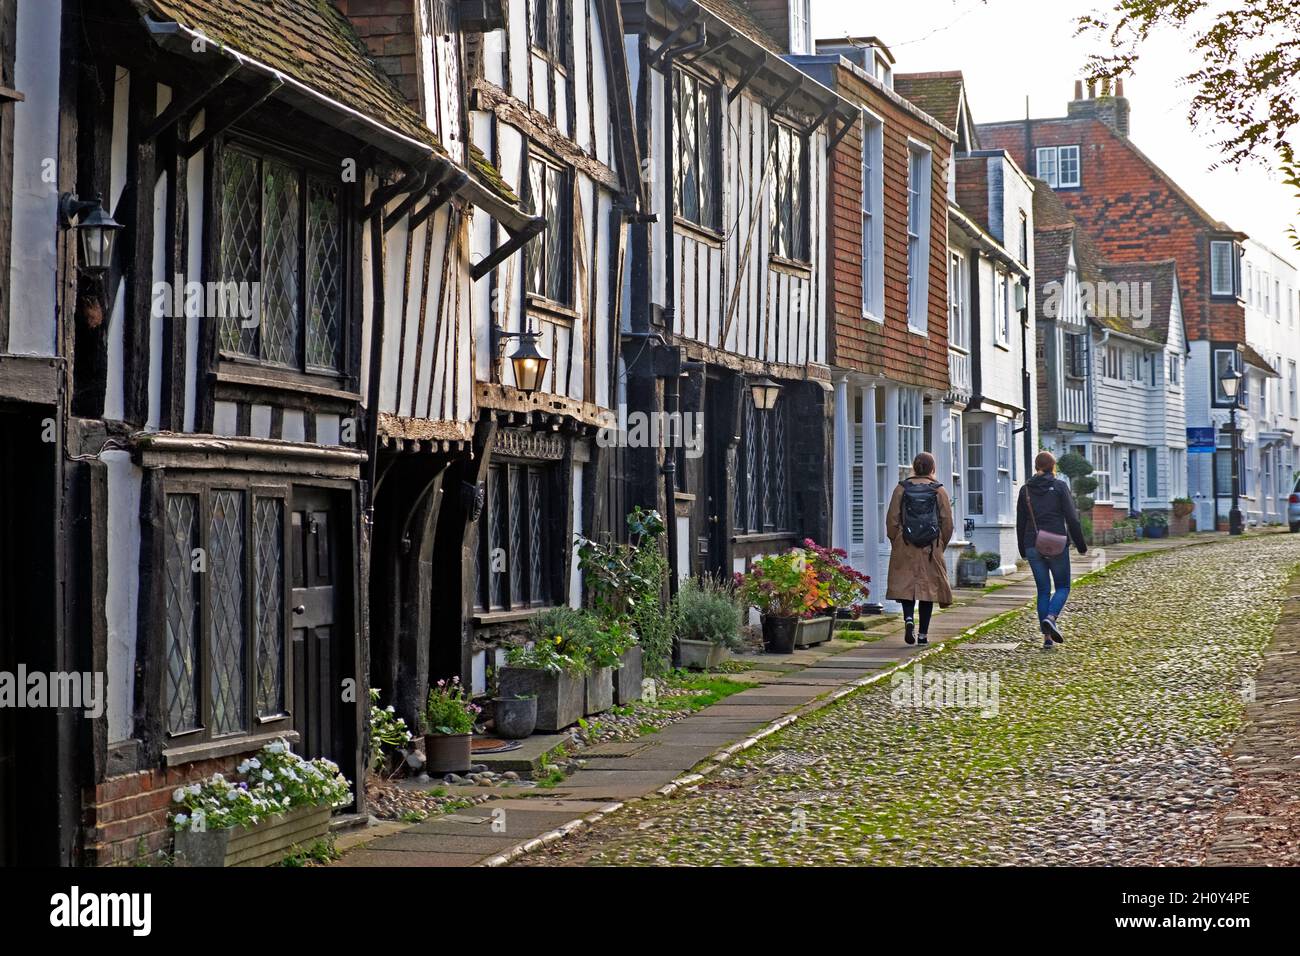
[899,480,942,548]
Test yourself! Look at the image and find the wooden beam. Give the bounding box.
[180,76,283,159]
[139,62,238,143]
[727,54,767,105]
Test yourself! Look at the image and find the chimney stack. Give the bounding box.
[332,0,420,110]
[1068,76,1131,138]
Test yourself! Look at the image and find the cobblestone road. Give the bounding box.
[520,534,1300,866]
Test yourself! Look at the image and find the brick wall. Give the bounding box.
[82,755,246,866]
[978,115,1246,345]
[333,0,420,109]
[826,62,953,392]
[1090,502,1116,533]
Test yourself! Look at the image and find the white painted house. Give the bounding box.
[1241,239,1300,525]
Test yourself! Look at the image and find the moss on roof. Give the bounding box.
[469,143,520,206]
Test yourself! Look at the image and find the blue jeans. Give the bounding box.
[1026,546,1071,622]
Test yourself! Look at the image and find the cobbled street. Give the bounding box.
[520,534,1300,866]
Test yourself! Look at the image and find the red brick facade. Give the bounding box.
[82,755,248,866]
[978,107,1247,344]
[826,64,954,392]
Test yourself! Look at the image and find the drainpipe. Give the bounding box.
[1019,287,1033,479]
[652,11,706,667]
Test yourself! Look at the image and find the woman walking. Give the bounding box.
[1016,451,1088,650]
[886,452,955,645]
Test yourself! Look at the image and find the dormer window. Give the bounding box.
[1036,145,1080,188]
[789,0,811,55]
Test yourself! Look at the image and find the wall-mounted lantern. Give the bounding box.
[749,376,783,411]
[60,193,123,274]
[491,324,550,394]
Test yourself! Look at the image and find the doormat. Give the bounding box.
[471,738,522,754]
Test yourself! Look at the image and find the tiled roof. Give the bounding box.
[1243,342,1282,376]
[1093,259,1179,344]
[893,72,964,132]
[694,0,785,54]
[138,0,437,149]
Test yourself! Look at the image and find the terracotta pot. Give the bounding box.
[761,615,798,654]
[424,733,472,774]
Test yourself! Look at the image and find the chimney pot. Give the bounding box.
[1116,78,1125,97]
[1074,80,1083,100]
[1087,79,1096,99]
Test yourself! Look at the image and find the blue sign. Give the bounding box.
[1187,427,1216,453]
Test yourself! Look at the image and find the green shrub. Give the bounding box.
[677,576,743,650]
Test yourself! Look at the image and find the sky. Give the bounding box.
[810,0,1300,266]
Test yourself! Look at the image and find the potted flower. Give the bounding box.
[498,607,589,732]
[368,688,413,774]
[800,540,870,646]
[422,677,479,774]
[1171,497,1194,519]
[676,576,743,670]
[956,545,987,587]
[171,739,351,867]
[735,550,826,654]
[1143,511,1170,539]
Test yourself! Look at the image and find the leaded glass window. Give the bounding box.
[219,144,344,371]
[673,69,720,229]
[769,122,809,262]
[163,485,291,743]
[474,461,553,610]
[164,494,201,734]
[736,396,792,533]
[523,154,572,305]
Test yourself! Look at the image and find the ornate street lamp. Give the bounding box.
[59,193,124,273]
[1220,365,1243,535]
[491,324,549,394]
[749,376,782,411]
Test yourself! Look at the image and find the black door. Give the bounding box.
[290,488,348,766]
[704,381,730,578]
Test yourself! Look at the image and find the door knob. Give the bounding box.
[293,605,306,615]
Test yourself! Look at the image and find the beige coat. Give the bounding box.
[885,477,955,607]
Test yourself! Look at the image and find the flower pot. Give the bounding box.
[795,615,835,647]
[957,558,987,588]
[614,646,644,705]
[493,696,538,740]
[425,733,472,774]
[1172,502,1194,519]
[679,639,727,671]
[761,615,798,654]
[585,666,615,715]
[174,804,332,867]
[1144,524,1168,539]
[498,666,584,732]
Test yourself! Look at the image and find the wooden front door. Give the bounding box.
[291,488,346,765]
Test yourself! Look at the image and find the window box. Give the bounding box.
[794,615,835,648]
[173,804,331,868]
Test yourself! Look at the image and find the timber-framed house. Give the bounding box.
[620,0,854,595]
[40,0,530,865]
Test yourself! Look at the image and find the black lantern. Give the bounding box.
[491,324,550,394]
[60,193,123,273]
[749,376,782,411]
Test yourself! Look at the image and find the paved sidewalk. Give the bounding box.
[334,532,1230,867]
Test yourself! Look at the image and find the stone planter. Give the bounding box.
[761,615,798,654]
[174,804,332,867]
[794,615,834,647]
[425,733,472,774]
[585,665,614,715]
[679,639,727,670]
[957,557,987,588]
[613,646,644,705]
[493,696,538,740]
[498,666,584,733]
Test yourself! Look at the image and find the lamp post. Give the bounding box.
[1220,366,1244,535]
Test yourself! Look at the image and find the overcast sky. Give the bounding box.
[810,0,1299,267]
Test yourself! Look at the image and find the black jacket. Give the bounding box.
[1016,473,1087,559]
